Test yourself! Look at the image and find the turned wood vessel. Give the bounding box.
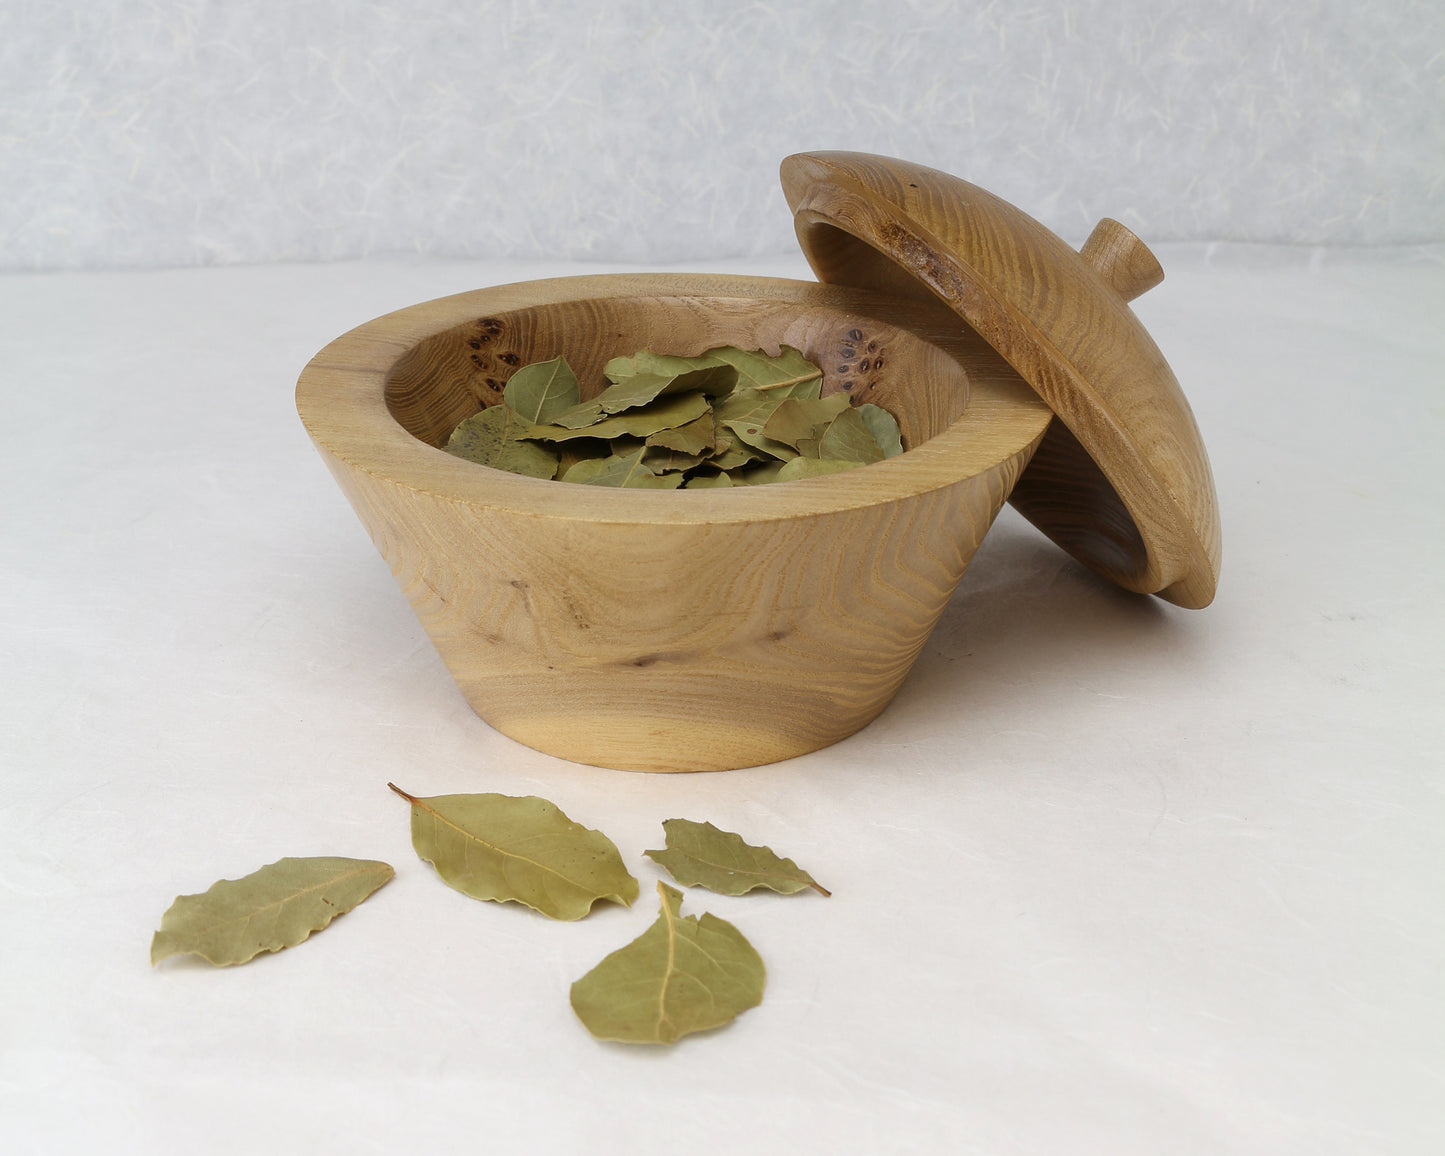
[296,274,1051,771]
[296,151,1220,772]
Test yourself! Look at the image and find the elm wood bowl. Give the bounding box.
[296,273,1051,772]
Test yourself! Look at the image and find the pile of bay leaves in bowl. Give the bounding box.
[443,345,904,488]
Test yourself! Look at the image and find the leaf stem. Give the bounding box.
[387,782,420,804]
[810,880,832,898]
[754,370,824,391]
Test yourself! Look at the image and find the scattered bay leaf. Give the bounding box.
[645,819,830,896]
[388,783,637,920]
[446,405,560,479]
[150,856,394,966]
[569,882,765,1044]
[503,356,580,424]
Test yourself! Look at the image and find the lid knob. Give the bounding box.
[1078,218,1164,302]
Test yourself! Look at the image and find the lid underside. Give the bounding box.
[781,151,1220,608]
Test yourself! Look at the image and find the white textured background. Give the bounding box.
[3,0,1442,270]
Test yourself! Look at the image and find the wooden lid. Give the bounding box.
[781,151,1220,608]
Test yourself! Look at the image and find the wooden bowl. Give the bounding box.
[296,273,1051,771]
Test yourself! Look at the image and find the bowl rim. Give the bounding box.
[295,272,1051,525]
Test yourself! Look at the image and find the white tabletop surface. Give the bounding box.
[3,245,1442,1154]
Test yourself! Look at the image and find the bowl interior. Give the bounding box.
[382,293,970,454]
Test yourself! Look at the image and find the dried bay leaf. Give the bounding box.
[446,405,560,479]
[444,345,898,490]
[814,405,886,463]
[760,393,853,449]
[550,397,606,429]
[150,856,393,966]
[388,784,638,920]
[595,364,737,413]
[729,460,787,485]
[645,819,830,897]
[644,410,716,455]
[553,436,647,481]
[857,402,903,458]
[562,447,685,488]
[712,386,787,427]
[604,350,730,386]
[775,457,866,482]
[707,442,762,471]
[720,417,800,462]
[704,344,823,394]
[569,882,765,1044]
[503,356,580,424]
[683,470,733,488]
[642,446,708,474]
[528,391,711,442]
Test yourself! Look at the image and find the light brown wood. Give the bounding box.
[297,273,1050,771]
[1078,218,1165,302]
[781,152,1220,608]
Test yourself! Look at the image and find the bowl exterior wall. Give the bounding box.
[316,444,1035,771]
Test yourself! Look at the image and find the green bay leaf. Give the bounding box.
[388,783,637,920]
[150,856,394,966]
[644,819,830,897]
[569,882,766,1044]
[446,405,560,479]
[502,356,580,424]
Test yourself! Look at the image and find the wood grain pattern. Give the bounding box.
[1078,218,1165,302]
[781,151,1220,608]
[297,274,1050,771]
